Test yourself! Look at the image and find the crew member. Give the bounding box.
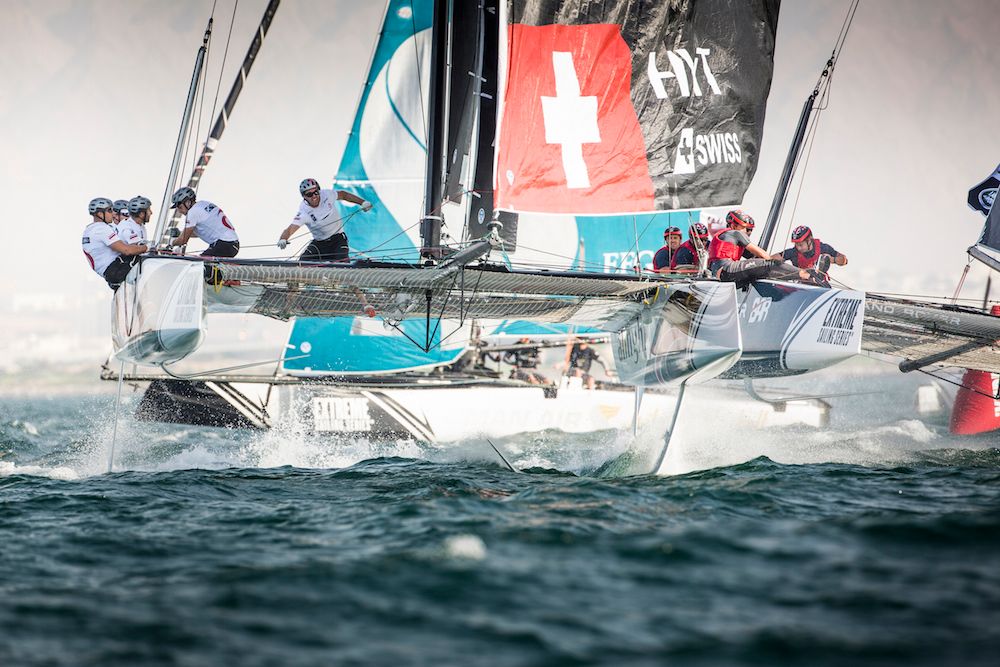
[169,186,240,257]
[276,178,372,262]
[112,199,130,225]
[117,196,151,246]
[671,222,709,269]
[567,340,608,390]
[773,225,847,276]
[652,226,683,273]
[81,197,148,290]
[740,216,757,258]
[708,209,815,286]
[503,337,549,385]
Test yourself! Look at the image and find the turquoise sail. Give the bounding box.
[282,0,467,375]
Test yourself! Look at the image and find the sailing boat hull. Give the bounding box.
[112,258,207,365]
[721,281,864,379]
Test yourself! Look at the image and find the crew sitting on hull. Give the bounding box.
[652,226,683,273]
[740,216,756,258]
[169,187,240,258]
[772,225,847,284]
[708,209,819,286]
[116,196,151,246]
[112,199,130,225]
[81,197,148,291]
[670,222,710,269]
[276,178,372,262]
[503,337,549,385]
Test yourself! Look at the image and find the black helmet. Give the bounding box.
[726,209,754,229]
[689,222,709,240]
[663,226,682,238]
[791,225,813,243]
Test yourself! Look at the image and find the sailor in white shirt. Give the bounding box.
[112,199,130,225]
[276,178,372,261]
[81,197,148,290]
[168,186,240,257]
[116,196,151,246]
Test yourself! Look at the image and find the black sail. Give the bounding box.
[494,0,780,215]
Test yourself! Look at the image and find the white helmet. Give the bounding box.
[170,186,196,208]
[128,196,152,215]
[88,197,113,215]
[299,178,320,195]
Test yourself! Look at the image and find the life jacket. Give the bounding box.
[670,240,698,269]
[795,238,822,269]
[708,229,743,264]
[652,244,673,271]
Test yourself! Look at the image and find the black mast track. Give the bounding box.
[420,0,450,261]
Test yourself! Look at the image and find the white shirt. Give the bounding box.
[82,221,122,276]
[116,218,147,245]
[185,200,239,246]
[292,189,344,240]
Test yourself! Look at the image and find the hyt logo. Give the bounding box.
[747,296,772,324]
[673,128,743,175]
[647,48,721,99]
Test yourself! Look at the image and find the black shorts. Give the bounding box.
[103,255,141,291]
[301,233,349,262]
[201,239,240,258]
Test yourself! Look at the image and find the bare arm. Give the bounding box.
[109,240,148,256]
[279,223,302,241]
[743,242,770,259]
[336,190,366,206]
[173,227,195,247]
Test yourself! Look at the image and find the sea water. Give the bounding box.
[1,375,999,666]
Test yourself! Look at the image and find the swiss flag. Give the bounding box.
[495,24,655,215]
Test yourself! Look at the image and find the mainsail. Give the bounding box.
[495,0,780,214]
[968,164,1000,272]
[281,0,468,375]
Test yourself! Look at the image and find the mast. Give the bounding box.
[757,92,815,254]
[159,0,282,246]
[420,0,450,261]
[152,19,213,247]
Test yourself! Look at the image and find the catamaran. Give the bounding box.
[105,0,1000,474]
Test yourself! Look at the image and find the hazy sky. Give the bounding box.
[1,0,998,350]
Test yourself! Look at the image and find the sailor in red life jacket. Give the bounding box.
[670,223,709,269]
[168,187,240,257]
[276,178,372,262]
[652,226,683,273]
[740,216,757,258]
[81,197,149,291]
[708,209,814,285]
[772,226,847,278]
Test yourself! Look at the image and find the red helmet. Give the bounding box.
[663,226,682,238]
[791,225,813,243]
[726,209,754,229]
[689,222,709,240]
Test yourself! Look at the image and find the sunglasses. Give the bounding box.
[303,189,320,198]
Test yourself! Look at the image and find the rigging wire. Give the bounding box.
[206,0,240,145]
[773,0,861,249]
